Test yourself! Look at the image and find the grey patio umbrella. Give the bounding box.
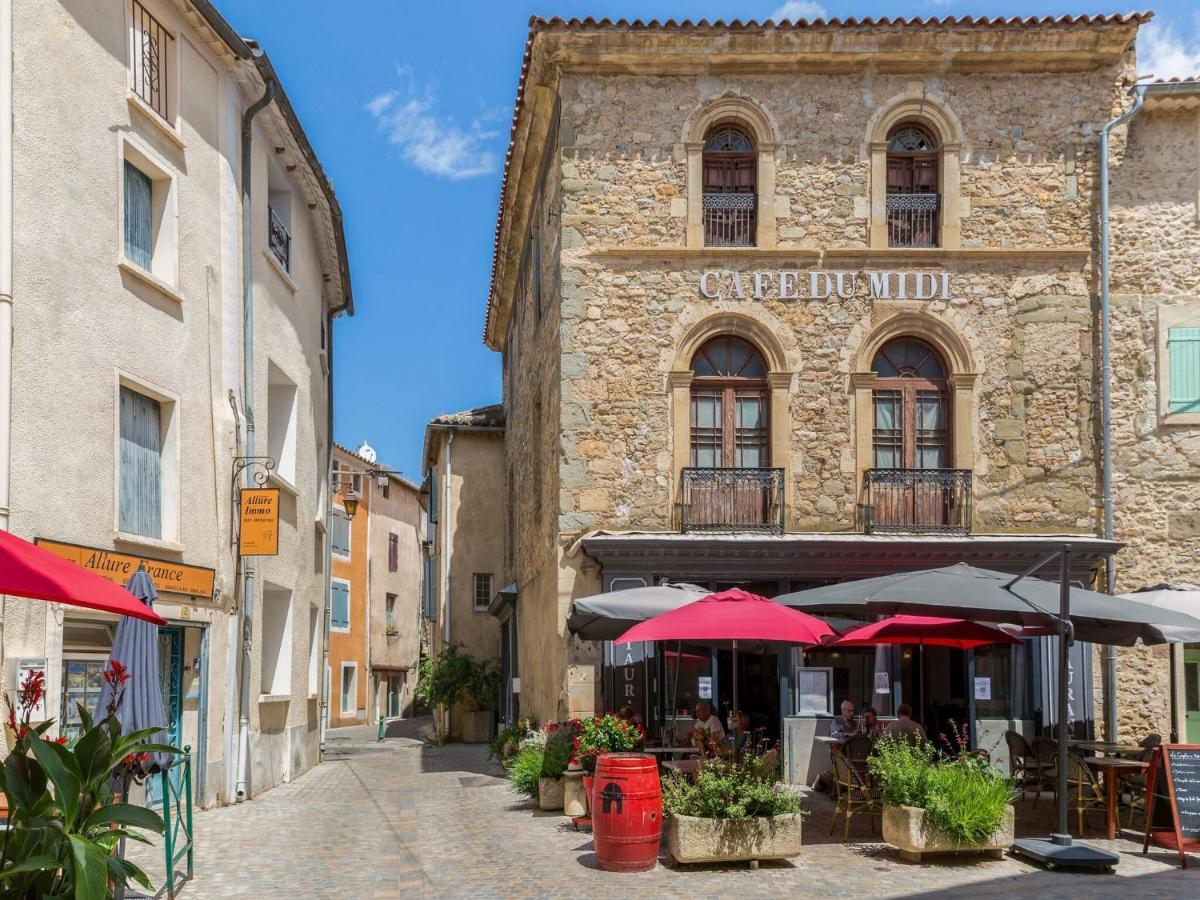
[775,562,1200,645]
[566,583,709,641]
[776,556,1200,871]
[95,569,173,776]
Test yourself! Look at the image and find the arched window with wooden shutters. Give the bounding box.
[885,124,939,248]
[690,336,769,468]
[702,125,757,247]
[866,336,970,533]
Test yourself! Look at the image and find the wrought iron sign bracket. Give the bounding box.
[231,456,276,551]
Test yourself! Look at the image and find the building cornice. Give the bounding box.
[585,246,1091,266]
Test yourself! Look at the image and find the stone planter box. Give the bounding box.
[458,710,490,744]
[665,813,802,865]
[538,776,565,811]
[562,770,588,817]
[882,804,1015,863]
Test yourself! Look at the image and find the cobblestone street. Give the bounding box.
[127,720,1200,898]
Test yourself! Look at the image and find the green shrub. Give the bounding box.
[540,722,577,779]
[490,720,536,763]
[868,735,1016,845]
[508,746,544,800]
[662,754,801,821]
[415,645,500,710]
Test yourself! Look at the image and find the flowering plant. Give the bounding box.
[572,715,645,774]
[0,662,181,898]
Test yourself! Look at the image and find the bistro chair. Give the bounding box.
[1123,745,1156,828]
[1004,730,1042,801]
[1029,737,1059,806]
[1055,751,1106,837]
[1139,732,1162,749]
[843,733,874,765]
[830,750,881,841]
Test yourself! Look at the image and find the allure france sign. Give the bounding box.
[699,269,952,302]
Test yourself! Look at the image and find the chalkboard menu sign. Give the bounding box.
[1142,744,1200,868]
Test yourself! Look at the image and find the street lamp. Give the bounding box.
[341,488,360,520]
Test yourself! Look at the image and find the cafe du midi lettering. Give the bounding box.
[699,269,952,302]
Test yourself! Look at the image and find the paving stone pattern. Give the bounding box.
[128,721,1200,898]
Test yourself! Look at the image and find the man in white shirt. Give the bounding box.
[691,701,724,752]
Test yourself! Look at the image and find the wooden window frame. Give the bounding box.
[870,339,951,469]
[689,337,770,469]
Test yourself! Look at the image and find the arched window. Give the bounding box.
[885,123,939,248]
[871,337,949,469]
[690,336,768,468]
[702,125,757,247]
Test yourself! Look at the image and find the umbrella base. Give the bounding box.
[1011,835,1120,871]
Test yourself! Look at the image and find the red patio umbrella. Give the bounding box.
[0,530,166,625]
[616,589,834,753]
[832,614,1019,650]
[832,615,1016,733]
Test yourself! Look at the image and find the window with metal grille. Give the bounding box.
[118,385,162,538]
[129,1,173,122]
[1167,327,1200,413]
[702,125,757,247]
[388,533,399,572]
[473,573,493,611]
[885,123,939,248]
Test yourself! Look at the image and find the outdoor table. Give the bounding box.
[1084,756,1149,839]
[1069,739,1142,754]
[644,746,697,763]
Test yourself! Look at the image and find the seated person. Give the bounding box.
[862,706,885,739]
[885,703,926,742]
[690,701,724,755]
[831,699,859,742]
[722,710,752,757]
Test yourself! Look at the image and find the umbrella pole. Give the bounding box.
[732,639,739,763]
[670,640,682,745]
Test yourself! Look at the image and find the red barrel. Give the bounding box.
[591,753,662,872]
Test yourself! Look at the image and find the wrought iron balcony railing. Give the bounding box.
[886,193,939,248]
[269,206,292,272]
[702,193,757,247]
[860,468,972,534]
[680,467,783,533]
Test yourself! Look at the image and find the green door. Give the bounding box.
[1186,647,1200,745]
[147,627,184,807]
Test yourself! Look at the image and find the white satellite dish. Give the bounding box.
[356,441,377,464]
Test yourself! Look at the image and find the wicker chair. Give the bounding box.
[1055,751,1107,837]
[1139,733,1162,749]
[1004,731,1042,801]
[1124,746,1156,827]
[830,750,881,841]
[1029,737,1059,806]
[843,733,874,764]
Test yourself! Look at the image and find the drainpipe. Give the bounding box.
[1098,84,1145,743]
[319,309,334,758]
[234,74,275,803]
[0,2,13,659]
[440,431,453,737]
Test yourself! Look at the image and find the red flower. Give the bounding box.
[16,669,45,716]
[52,735,68,745]
[103,660,132,688]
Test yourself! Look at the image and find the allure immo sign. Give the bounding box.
[699,270,952,302]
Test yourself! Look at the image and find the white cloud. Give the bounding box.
[1136,21,1200,81]
[769,1,827,23]
[366,69,499,181]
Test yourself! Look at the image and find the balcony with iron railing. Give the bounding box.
[680,467,784,533]
[886,193,939,248]
[268,206,292,272]
[859,468,972,534]
[702,193,757,247]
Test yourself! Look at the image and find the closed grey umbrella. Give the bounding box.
[566,583,709,641]
[775,562,1200,645]
[95,569,172,775]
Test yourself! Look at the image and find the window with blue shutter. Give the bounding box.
[118,386,162,538]
[123,161,153,270]
[427,468,438,523]
[421,554,438,620]
[331,508,351,557]
[330,581,350,630]
[1168,327,1200,413]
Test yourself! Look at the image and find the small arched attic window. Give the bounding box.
[701,124,757,247]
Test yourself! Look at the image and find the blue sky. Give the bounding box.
[217,1,1200,479]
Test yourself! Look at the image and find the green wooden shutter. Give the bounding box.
[1168,328,1200,413]
[330,582,350,630]
[331,509,350,556]
[123,161,153,269]
[119,386,162,538]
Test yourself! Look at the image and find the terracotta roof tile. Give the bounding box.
[430,403,505,428]
[481,12,1154,345]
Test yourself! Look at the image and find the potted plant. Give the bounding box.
[662,752,803,865]
[0,664,180,897]
[536,722,577,811]
[507,742,544,804]
[573,715,644,811]
[870,729,1017,863]
[414,645,500,743]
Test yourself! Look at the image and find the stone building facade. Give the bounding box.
[0,0,352,805]
[484,16,1199,744]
